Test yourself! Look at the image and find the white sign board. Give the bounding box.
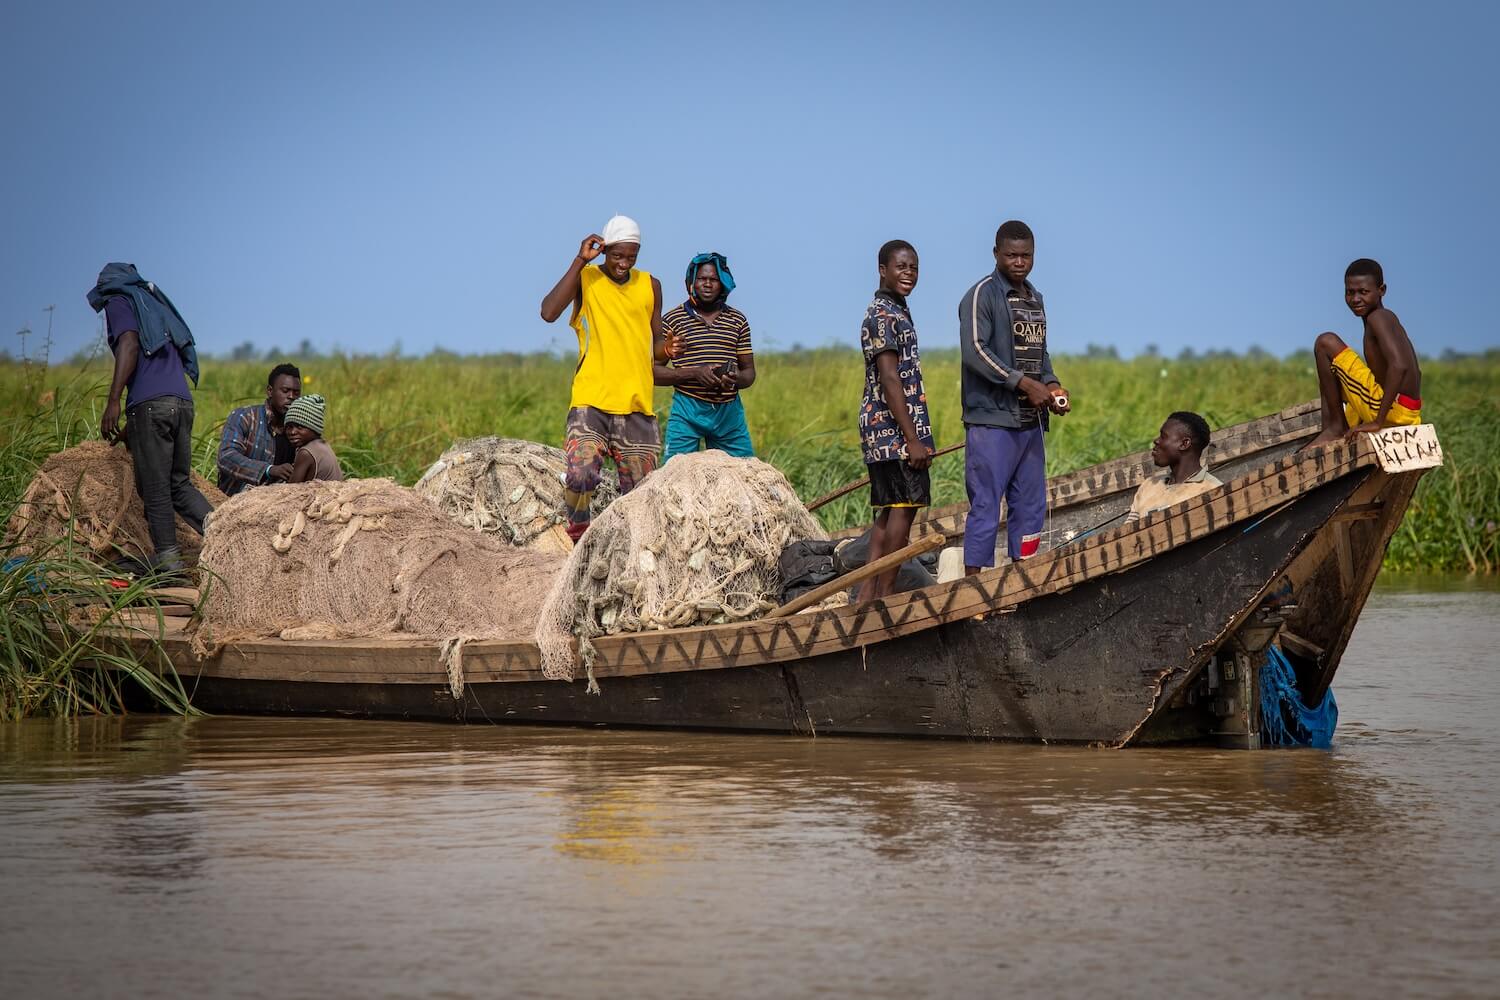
[1370,424,1443,472]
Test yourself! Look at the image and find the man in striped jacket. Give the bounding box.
[957,220,1071,573]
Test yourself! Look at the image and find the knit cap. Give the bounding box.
[284,393,326,435]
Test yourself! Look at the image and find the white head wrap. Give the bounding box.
[602,214,641,247]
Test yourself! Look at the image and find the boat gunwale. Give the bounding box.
[834,399,1324,540]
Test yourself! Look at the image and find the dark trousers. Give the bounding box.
[126,396,212,556]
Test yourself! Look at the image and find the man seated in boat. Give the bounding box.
[1306,258,1422,447]
[1125,411,1222,524]
[218,362,302,495]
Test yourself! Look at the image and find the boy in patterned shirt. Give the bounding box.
[856,240,934,603]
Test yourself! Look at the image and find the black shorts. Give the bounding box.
[868,460,931,509]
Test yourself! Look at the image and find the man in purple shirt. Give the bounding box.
[91,264,212,575]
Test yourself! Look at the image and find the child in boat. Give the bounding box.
[1306,258,1422,447]
[1125,411,1222,524]
[282,394,344,484]
[855,239,934,604]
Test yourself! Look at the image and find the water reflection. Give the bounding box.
[0,587,1495,998]
[2,712,1420,873]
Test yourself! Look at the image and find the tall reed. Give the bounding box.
[1,533,199,721]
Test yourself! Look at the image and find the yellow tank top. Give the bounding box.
[569,266,656,415]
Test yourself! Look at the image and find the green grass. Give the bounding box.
[3,348,1497,570]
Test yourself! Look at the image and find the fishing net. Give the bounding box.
[1259,644,1338,748]
[194,478,563,694]
[414,437,618,552]
[535,450,827,683]
[5,440,226,568]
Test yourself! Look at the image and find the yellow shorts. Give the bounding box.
[1332,348,1422,426]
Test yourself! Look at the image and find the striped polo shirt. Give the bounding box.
[661,301,753,404]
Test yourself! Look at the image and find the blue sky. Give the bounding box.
[2,1,1495,361]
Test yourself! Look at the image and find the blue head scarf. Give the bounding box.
[685,252,735,305]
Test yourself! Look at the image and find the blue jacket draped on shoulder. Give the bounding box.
[86,263,199,386]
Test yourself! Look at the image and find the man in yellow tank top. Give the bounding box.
[540,215,681,542]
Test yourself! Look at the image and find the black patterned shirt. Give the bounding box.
[859,290,934,465]
[1007,288,1047,428]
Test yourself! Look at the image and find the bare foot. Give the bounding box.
[1298,430,1343,452]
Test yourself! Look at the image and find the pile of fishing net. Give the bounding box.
[535,450,828,683]
[195,478,564,691]
[5,440,225,568]
[414,437,617,552]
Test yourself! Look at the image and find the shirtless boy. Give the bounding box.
[1307,258,1422,446]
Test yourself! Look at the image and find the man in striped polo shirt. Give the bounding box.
[656,252,757,462]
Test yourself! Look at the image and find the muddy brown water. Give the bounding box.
[2,581,1497,999]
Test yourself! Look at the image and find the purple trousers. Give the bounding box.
[963,424,1046,567]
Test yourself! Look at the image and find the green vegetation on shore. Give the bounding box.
[3,349,1497,575]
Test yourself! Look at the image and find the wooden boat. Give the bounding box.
[126,401,1440,748]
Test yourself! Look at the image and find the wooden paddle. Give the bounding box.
[805,442,965,512]
[766,532,947,619]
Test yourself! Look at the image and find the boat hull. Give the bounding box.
[168,471,1383,745]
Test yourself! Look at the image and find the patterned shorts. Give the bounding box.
[564,406,661,499]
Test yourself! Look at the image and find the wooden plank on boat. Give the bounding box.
[1280,629,1325,659]
[1334,520,1355,592]
[146,586,202,606]
[767,533,946,617]
[1331,503,1383,522]
[116,609,189,632]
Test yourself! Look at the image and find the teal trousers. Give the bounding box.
[663,393,754,463]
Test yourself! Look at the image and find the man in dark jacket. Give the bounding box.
[89,263,212,575]
[956,221,1070,573]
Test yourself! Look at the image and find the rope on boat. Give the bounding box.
[438,635,473,700]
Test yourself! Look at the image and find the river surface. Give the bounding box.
[1,582,1497,999]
